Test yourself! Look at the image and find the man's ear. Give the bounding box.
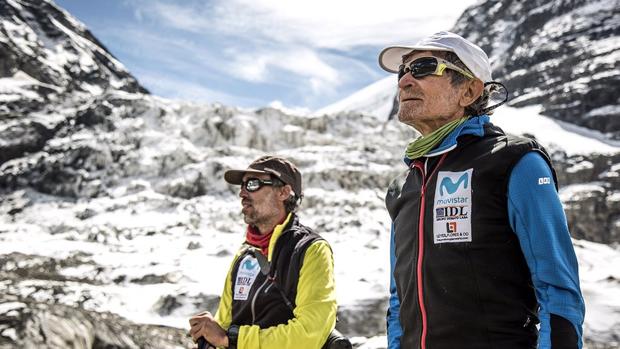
[459,79,484,108]
[277,185,292,201]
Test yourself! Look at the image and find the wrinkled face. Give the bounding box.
[240,173,283,227]
[397,50,466,135]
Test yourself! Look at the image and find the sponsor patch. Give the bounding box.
[433,169,473,243]
[233,255,260,300]
[538,177,551,185]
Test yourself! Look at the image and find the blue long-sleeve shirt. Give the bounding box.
[387,116,585,349]
[387,223,403,348]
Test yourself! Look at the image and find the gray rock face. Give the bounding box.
[0,120,55,164]
[584,339,620,349]
[336,298,388,337]
[552,151,620,243]
[0,0,148,166]
[0,251,191,348]
[0,296,193,349]
[0,0,146,96]
[451,0,620,139]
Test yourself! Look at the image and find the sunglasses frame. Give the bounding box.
[241,177,274,192]
[398,56,475,81]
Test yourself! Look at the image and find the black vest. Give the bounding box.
[230,215,322,328]
[385,124,556,349]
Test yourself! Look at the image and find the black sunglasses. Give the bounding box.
[241,178,274,192]
[398,56,474,81]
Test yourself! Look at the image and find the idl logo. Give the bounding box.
[440,173,469,196]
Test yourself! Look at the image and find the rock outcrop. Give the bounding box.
[452,0,620,139]
[0,297,192,349]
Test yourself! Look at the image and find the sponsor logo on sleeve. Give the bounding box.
[433,169,473,243]
[538,177,551,185]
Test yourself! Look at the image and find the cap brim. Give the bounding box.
[224,169,270,185]
[378,45,454,73]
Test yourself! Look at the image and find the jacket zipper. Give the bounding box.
[412,160,429,349]
[251,277,270,324]
[411,153,448,349]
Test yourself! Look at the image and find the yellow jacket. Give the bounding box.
[214,213,337,349]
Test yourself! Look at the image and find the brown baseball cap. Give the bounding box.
[224,156,303,197]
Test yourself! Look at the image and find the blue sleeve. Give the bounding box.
[507,151,585,349]
[387,223,402,349]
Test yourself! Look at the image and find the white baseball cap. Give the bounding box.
[378,31,492,82]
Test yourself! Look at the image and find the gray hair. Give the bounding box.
[432,51,492,116]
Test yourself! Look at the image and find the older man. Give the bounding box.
[378,32,585,349]
[189,156,337,349]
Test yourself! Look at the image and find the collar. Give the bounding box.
[267,213,293,261]
[404,115,490,165]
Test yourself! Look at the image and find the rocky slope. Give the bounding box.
[0,0,147,165]
[1,294,193,349]
[452,0,620,139]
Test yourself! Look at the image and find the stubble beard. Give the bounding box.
[242,206,260,226]
[397,87,424,128]
[398,93,463,133]
[397,102,420,128]
[241,203,279,228]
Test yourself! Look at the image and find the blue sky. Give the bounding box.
[55,0,477,111]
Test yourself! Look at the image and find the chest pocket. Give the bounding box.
[432,169,474,244]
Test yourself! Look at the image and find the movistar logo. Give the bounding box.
[440,173,469,196]
[242,259,258,270]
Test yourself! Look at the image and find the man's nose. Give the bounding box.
[239,186,249,198]
[398,71,415,89]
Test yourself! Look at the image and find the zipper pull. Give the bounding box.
[264,276,276,293]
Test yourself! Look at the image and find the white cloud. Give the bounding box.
[148,2,213,33]
[225,46,341,95]
[144,0,479,48]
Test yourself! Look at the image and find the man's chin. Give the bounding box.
[242,213,256,225]
[397,112,417,127]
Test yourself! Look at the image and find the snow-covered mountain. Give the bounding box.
[0,0,146,100]
[0,0,147,166]
[1,0,619,348]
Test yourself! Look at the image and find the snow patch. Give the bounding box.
[315,76,396,120]
[492,106,620,155]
